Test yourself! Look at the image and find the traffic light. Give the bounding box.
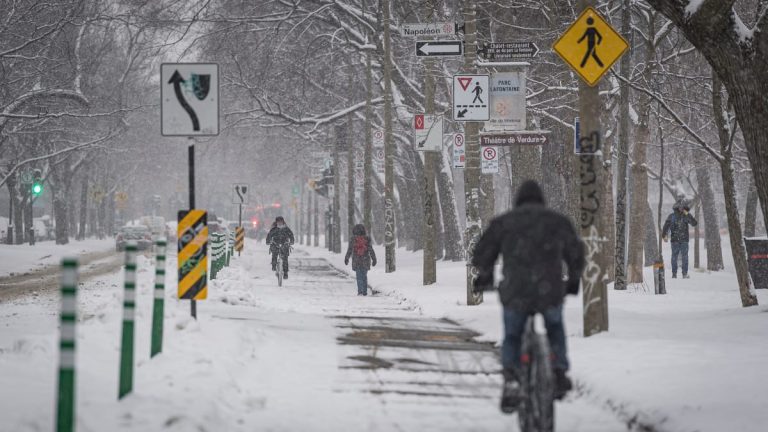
[31,169,43,197]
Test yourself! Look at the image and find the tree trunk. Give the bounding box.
[744,176,758,237]
[712,73,757,307]
[437,148,463,261]
[614,0,632,290]
[693,152,724,270]
[77,177,88,241]
[627,127,649,281]
[13,187,24,245]
[693,199,701,269]
[644,202,659,264]
[381,0,395,272]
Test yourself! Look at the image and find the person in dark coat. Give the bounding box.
[266,216,294,278]
[344,224,377,296]
[662,201,698,279]
[472,180,585,413]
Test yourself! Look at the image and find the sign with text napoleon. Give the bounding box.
[161,63,219,136]
[452,75,489,121]
[400,22,456,37]
[487,71,526,131]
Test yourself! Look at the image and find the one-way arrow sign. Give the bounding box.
[415,41,463,57]
[478,42,539,60]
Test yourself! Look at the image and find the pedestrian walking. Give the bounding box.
[662,201,698,279]
[344,224,376,296]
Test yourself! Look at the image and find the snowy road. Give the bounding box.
[0,244,629,431]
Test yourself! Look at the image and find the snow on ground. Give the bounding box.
[0,240,627,431]
[0,238,114,278]
[307,237,768,432]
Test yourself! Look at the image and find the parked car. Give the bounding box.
[116,225,153,251]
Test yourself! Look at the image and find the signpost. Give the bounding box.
[553,7,628,86]
[480,146,499,174]
[452,75,490,121]
[161,63,219,136]
[480,131,549,146]
[452,133,466,168]
[413,114,443,151]
[479,42,539,60]
[400,22,457,37]
[415,41,463,57]
[487,71,526,131]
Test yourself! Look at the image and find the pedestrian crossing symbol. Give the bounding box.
[452,75,490,121]
[553,7,628,86]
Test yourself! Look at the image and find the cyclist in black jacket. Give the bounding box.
[472,180,585,413]
[266,216,294,278]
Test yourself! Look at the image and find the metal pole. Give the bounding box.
[151,239,166,357]
[118,242,137,398]
[188,143,196,319]
[423,54,437,285]
[56,258,78,432]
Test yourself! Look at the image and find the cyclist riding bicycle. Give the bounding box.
[266,216,295,279]
[472,180,585,414]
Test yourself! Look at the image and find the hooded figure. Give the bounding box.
[662,200,698,278]
[471,180,585,412]
[266,216,294,277]
[344,224,376,295]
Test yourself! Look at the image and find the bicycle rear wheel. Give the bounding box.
[518,326,555,431]
[276,256,283,287]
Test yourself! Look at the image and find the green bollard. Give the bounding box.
[118,242,137,399]
[151,239,166,357]
[57,258,78,432]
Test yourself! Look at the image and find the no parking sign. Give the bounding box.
[481,146,499,174]
[452,133,465,168]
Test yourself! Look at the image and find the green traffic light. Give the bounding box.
[32,183,42,195]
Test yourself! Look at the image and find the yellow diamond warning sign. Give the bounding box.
[553,7,628,86]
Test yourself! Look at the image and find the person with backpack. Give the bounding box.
[266,216,294,279]
[662,201,698,279]
[344,224,377,296]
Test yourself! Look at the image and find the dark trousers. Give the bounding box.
[671,241,689,276]
[270,248,289,273]
[501,304,569,374]
[355,269,368,295]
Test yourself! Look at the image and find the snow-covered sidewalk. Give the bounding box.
[303,239,768,432]
[0,238,114,278]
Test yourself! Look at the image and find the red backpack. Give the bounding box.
[353,236,368,257]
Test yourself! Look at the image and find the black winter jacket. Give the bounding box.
[266,225,294,250]
[662,210,697,243]
[472,182,585,311]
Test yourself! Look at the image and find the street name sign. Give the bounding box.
[415,41,463,57]
[400,22,456,37]
[452,75,490,121]
[479,42,539,60]
[553,7,628,86]
[413,114,443,152]
[481,146,499,174]
[161,63,219,136]
[480,131,549,146]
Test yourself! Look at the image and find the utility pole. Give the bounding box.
[363,0,374,234]
[347,117,355,238]
[332,126,342,253]
[614,0,631,291]
[578,0,609,336]
[423,54,437,285]
[463,2,482,305]
[381,0,396,272]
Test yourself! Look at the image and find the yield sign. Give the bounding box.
[452,75,490,121]
[553,7,628,86]
[457,77,473,91]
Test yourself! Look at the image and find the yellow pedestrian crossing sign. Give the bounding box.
[553,7,628,86]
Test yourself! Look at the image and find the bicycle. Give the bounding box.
[270,242,291,287]
[517,313,555,432]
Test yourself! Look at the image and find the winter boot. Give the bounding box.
[283,272,288,280]
[682,274,690,279]
[271,263,276,271]
[554,369,573,400]
[671,274,677,279]
[500,369,522,414]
